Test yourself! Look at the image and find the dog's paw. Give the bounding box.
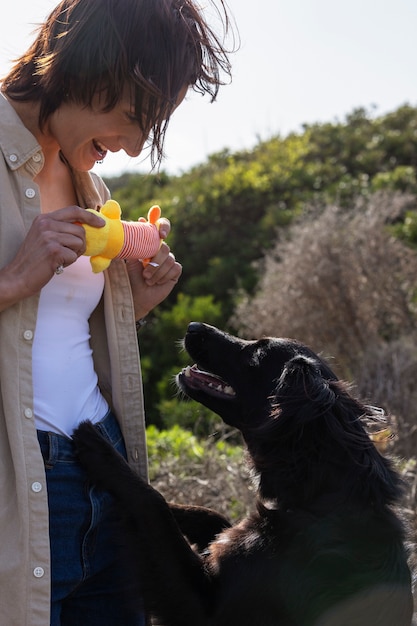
[72,421,125,487]
[73,420,106,456]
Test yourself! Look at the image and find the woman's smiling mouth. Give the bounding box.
[93,139,108,160]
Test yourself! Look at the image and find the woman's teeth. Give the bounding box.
[93,140,107,159]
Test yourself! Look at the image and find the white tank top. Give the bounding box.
[33,255,109,436]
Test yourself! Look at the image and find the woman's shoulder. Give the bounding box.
[90,171,111,205]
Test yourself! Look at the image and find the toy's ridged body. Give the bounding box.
[83,200,162,272]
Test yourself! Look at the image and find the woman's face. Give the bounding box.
[48,87,187,171]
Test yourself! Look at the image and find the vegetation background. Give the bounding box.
[105,104,417,606]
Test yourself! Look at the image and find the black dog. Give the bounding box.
[73,322,413,626]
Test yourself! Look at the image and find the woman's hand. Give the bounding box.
[126,242,183,320]
[0,206,104,312]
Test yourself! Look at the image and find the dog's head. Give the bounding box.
[177,322,401,508]
[177,322,337,430]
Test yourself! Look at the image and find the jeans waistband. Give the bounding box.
[37,411,123,464]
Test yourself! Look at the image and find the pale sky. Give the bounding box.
[1,1,416,178]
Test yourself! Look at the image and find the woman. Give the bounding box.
[0,0,233,624]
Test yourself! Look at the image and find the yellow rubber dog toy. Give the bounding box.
[82,200,163,273]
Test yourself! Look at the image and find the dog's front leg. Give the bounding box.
[73,421,213,626]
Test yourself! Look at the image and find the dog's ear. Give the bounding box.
[276,354,337,416]
[270,354,403,507]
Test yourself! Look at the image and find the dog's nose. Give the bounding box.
[187,321,205,334]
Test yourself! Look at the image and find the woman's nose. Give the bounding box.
[122,133,146,158]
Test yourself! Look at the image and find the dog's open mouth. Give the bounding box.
[180,365,236,399]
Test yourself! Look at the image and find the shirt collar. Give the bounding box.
[0,92,44,176]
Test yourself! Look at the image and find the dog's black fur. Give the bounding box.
[73,322,413,626]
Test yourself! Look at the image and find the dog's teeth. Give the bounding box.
[181,364,236,398]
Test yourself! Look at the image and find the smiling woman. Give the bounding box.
[0,1,235,625]
[2,0,232,169]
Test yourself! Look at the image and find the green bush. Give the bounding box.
[146,424,251,521]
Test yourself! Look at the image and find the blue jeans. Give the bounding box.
[37,411,146,626]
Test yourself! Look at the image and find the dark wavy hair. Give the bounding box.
[2,0,234,165]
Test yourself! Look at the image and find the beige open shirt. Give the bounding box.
[0,93,149,625]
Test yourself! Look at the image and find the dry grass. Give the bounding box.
[232,192,417,377]
[150,430,254,522]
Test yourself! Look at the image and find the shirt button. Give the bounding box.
[23,330,33,341]
[33,567,45,578]
[24,408,33,419]
[25,188,36,199]
[9,154,18,163]
[32,153,42,162]
[31,482,42,493]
